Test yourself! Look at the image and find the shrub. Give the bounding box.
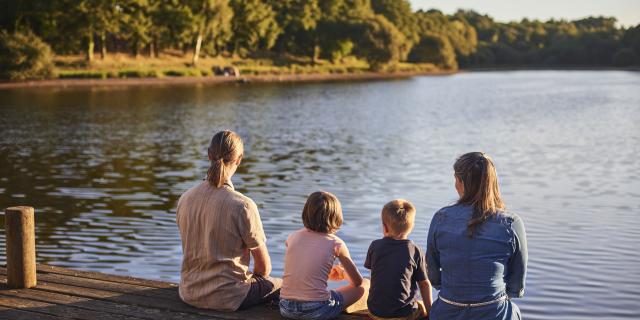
[0,31,56,80]
[58,71,107,79]
[164,69,201,77]
[408,33,458,70]
[352,15,407,70]
[613,48,638,67]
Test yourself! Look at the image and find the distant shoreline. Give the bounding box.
[2,67,638,90]
[467,65,640,72]
[0,70,455,90]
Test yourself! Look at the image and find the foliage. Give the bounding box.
[622,25,640,56]
[230,0,280,55]
[187,0,233,63]
[267,0,320,57]
[613,48,638,66]
[150,0,194,54]
[0,1,638,73]
[352,15,406,70]
[121,0,153,57]
[0,31,55,80]
[414,10,477,67]
[408,32,457,69]
[371,0,418,59]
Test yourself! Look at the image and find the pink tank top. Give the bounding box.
[281,228,345,301]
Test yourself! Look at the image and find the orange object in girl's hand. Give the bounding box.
[328,264,346,281]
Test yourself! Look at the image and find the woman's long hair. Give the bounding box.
[207,130,243,188]
[454,152,505,236]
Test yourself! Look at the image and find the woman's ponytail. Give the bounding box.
[206,131,243,188]
[454,152,505,237]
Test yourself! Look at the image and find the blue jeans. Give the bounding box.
[280,290,345,320]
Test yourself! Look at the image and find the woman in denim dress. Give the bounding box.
[427,152,527,320]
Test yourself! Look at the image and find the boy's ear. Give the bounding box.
[382,222,389,234]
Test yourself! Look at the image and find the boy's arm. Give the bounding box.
[335,242,364,287]
[418,280,433,314]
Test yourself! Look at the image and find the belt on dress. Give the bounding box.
[438,294,508,308]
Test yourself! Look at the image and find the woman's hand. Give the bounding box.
[328,264,346,281]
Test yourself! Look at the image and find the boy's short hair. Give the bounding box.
[382,199,416,236]
[302,191,343,234]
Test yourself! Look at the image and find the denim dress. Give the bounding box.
[426,205,527,320]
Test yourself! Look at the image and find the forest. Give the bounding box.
[1,0,639,80]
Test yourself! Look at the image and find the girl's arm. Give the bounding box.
[335,242,363,287]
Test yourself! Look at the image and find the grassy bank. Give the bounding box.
[52,53,440,80]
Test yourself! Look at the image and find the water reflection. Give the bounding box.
[1,71,640,319]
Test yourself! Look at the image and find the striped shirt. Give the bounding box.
[177,180,266,311]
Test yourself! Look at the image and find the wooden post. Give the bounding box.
[4,206,36,288]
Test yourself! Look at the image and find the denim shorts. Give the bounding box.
[279,290,345,320]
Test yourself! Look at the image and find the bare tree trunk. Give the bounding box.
[312,45,320,65]
[153,36,159,58]
[133,39,140,58]
[100,32,107,60]
[149,41,155,58]
[192,29,203,65]
[86,31,94,63]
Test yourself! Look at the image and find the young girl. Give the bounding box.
[280,191,370,320]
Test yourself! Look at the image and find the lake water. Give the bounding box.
[1,71,639,319]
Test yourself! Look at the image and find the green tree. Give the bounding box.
[121,0,153,58]
[187,0,233,65]
[230,0,280,56]
[149,0,194,56]
[371,0,418,60]
[0,30,55,80]
[613,48,638,66]
[455,10,498,43]
[622,25,640,56]
[352,15,406,69]
[268,0,321,60]
[60,0,121,62]
[414,10,477,66]
[408,32,457,69]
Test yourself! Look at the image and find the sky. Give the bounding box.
[410,0,640,27]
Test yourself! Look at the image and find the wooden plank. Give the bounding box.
[1,266,367,320]
[0,305,66,320]
[2,267,178,302]
[34,266,371,318]
[36,265,176,289]
[1,274,281,320]
[0,294,146,320]
[29,271,177,300]
[0,283,212,320]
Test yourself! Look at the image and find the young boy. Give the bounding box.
[365,199,432,320]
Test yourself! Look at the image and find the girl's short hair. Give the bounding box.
[302,191,343,234]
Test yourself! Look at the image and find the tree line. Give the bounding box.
[1,0,639,71]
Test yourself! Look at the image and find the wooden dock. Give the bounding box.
[1,207,369,319]
[0,264,368,320]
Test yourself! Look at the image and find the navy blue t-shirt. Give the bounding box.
[364,237,428,318]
